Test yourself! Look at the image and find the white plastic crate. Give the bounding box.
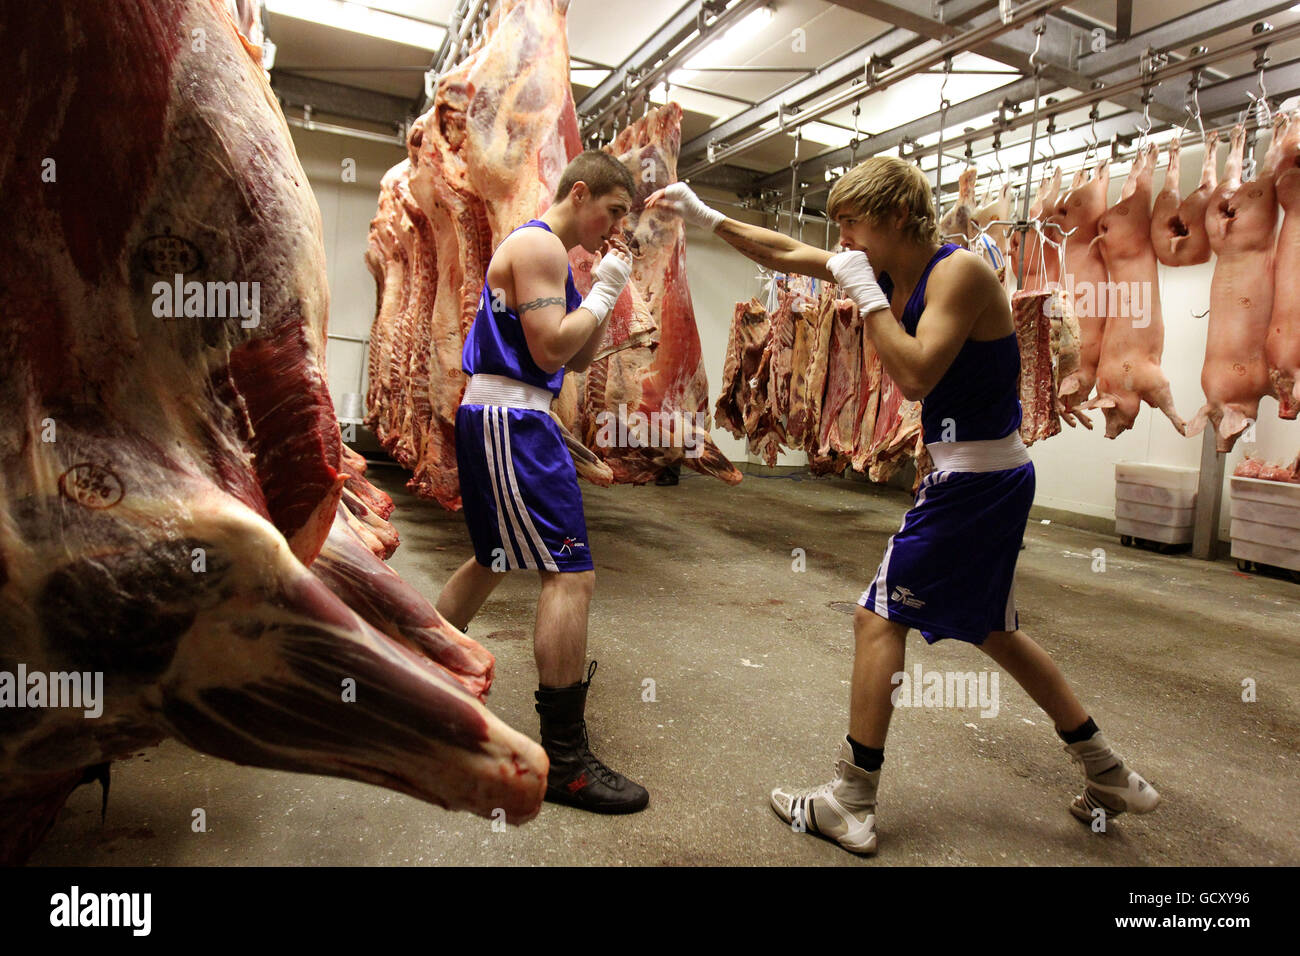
[1114,462,1199,490]
[1115,480,1197,510]
[1116,498,1195,527]
[1230,477,1300,572]
[1115,463,1199,545]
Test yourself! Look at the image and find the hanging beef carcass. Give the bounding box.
[376,0,581,508]
[0,0,546,864]
[1047,157,1109,423]
[1268,111,1300,418]
[815,299,865,468]
[1086,143,1186,437]
[785,286,833,446]
[1191,123,1281,450]
[574,103,741,484]
[1151,132,1218,267]
[1014,290,1063,444]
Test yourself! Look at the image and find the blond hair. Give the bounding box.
[827,156,940,245]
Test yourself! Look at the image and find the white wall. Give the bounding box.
[294,127,1298,535]
[288,125,407,415]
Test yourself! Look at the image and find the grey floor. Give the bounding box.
[30,465,1300,866]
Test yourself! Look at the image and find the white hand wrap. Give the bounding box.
[656,182,725,232]
[827,250,891,316]
[579,251,632,325]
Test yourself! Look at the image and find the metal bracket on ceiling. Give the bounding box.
[698,0,728,37]
[865,53,892,88]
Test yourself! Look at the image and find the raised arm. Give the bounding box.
[861,252,987,401]
[509,230,630,375]
[645,183,836,282]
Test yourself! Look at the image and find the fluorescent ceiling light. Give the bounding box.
[800,121,859,148]
[265,0,444,50]
[672,6,773,86]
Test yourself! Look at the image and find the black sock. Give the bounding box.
[847,735,884,771]
[1058,716,1099,745]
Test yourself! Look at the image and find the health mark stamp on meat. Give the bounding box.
[139,233,204,276]
[58,464,124,510]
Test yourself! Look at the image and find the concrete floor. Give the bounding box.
[30,465,1300,866]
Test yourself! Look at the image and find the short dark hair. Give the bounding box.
[554,150,636,204]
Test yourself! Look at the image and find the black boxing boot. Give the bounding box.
[534,661,649,814]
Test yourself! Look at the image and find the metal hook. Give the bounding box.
[1138,92,1153,150]
[1082,104,1100,166]
[1027,18,1045,74]
[1185,70,1207,144]
[1046,114,1058,170]
[849,101,861,165]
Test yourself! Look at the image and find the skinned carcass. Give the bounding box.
[1014,290,1062,444]
[1086,143,1186,437]
[1191,123,1281,450]
[1268,111,1300,418]
[938,167,979,242]
[1151,132,1218,267]
[1047,158,1109,422]
[575,103,741,484]
[0,0,546,864]
[971,180,1013,293]
[1010,166,1062,292]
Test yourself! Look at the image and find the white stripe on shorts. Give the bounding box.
[1003,567,1018,632]
[864,471,943,615]
[498,409,560,573]
[484,406,532,569]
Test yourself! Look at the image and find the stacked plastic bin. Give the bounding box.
[1114,463,1198,549]
[1230,476,1300,576]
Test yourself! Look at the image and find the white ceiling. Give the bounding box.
[262,0,1300,199]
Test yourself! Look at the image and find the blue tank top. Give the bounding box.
[878,243,1022,444]
[462,220,582,397]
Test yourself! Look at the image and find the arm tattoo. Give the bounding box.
[516,296,566,316]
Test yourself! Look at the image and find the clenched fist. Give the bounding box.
[643,182,725,232]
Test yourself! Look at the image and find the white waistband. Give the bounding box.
[926,431,1031,473]
[461,374,553,412]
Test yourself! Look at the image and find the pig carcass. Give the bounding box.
[1047,158,1110,424]
[1191,123,1281,450]
[1268,111,1300,418]
[1151,132,1218,267]
[1086,143,1186,437]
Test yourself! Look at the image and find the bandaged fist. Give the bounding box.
[643,182,725,232]
[827,249,890,316]
[592,244,632,291]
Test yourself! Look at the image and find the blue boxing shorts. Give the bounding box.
[859,439,1035,645]
[455,397,593,574]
